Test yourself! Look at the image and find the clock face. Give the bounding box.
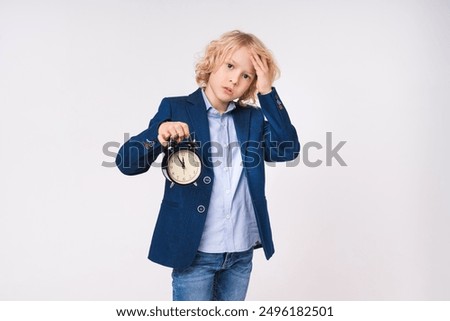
[167,149,201,185]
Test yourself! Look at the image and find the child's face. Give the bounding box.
[205,46,256,111]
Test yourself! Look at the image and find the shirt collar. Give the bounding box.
[201,89,236,115]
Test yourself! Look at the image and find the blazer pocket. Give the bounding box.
[161,199,180,208]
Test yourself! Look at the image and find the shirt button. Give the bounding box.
[225,189,230,194]
[197,205,206,214]
[226,215,231,219]
[203,176,211,185]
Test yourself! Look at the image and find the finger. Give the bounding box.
[260,55,269,70]
[254,52,269,74]
[172,124,188,142]
[250,54,262,73]
[168,128,180,141]
[175,123,188,138]
[158,122,172,140]
[180,123,190,139]
[160,130,171,141]
[251,52,264,71]
[158,134,169,147]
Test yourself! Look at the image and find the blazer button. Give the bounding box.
[276,98,284,110]
[144,139,155,149]
[197,205,206,214]
[203,176,211,184]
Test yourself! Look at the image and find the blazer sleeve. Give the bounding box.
[115,98,171,175]
[258,87,300,162]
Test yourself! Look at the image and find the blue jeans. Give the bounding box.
[172,248,253,301]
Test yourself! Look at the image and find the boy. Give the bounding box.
[116,30,300,300]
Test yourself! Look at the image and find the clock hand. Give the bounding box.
[177,155,186,168]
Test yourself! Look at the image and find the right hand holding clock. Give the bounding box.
[158,121,190,147]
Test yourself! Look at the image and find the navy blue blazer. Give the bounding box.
[116,87,300,269]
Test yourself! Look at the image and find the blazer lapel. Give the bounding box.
[232,105,251,155]
[186,88,213,167]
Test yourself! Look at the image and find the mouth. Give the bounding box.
[223,87,233,95]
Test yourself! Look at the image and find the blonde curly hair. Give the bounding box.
[195,30,280,105]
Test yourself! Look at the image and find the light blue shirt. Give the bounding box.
[197,90,261,253]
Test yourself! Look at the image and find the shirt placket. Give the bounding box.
[220,113,235,250]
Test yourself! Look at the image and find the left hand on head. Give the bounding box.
[250,51,272,95]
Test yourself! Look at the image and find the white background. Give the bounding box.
[1,0,449,300]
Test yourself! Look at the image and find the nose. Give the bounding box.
[229,72,238,86]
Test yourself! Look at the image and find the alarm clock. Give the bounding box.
[162,137,202,187]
